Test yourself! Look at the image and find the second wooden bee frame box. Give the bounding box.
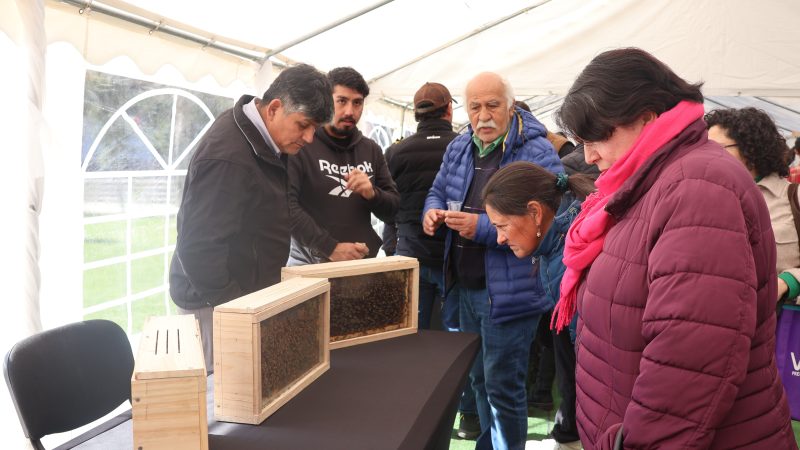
[281,256,419,349]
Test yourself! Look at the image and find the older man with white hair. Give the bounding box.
[423,72,563,450]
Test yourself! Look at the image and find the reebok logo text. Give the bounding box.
[319,159,373,176]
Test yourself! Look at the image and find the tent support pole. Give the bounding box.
[57,0,277,64]
[262,0,394,61]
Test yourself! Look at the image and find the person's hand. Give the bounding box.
[345,169,375,200]
[444,211,478,240]
[778,276,789,301]
[329,242,369,261]
[423,209,445,236]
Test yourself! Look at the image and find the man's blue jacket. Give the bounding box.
[424,107,564,323]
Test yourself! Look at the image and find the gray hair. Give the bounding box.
[500,75,515,107]
[464,72,515,108]
[262,64,333,124]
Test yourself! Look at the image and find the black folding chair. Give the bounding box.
[4,319,134,449]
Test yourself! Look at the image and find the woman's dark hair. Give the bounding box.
[556,48,704,142]
[328,67,370,98]
[482,162,596,215]
[704,107,790,178]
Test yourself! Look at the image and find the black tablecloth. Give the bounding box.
[70,330,479,450]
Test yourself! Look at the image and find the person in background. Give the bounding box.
[423,72,562,450]
[288,67,399,265]
[560,142,600,178]
[170,64,333,372]
[554,47,796,449]
[380,82,479,438]
[547,130,576,159]
[483,161,595,450]
[705,107,800,303]
[382,82,460,330]
[789,137,800,183]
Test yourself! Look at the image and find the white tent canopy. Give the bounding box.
[9,0,798,129]
[21,0,800,96]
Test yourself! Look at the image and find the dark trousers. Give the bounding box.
[551,327,580,443]
[527,313,556,405]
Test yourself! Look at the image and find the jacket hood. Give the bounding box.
[533,196,581,260]
[314,126,364,152]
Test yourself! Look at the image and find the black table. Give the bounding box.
[69,330,479,450]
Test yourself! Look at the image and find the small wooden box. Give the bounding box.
[132,315,208,450]
[282,255,419,349]
[213,277,330,424]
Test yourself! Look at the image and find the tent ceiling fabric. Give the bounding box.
[22,0,800,114]
[39,0,264,87]
[110,0,800,101]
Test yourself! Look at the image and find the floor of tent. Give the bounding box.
[446,399,800,449]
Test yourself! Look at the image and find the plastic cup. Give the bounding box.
[447,201,463,211]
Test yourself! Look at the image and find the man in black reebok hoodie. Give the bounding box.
[288,67,399,265]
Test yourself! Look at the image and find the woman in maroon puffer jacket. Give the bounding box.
[551,48,797,449]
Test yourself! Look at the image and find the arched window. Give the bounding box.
[81,70,232,334]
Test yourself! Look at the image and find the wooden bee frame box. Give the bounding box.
[132,315,208,450]
[213,277,330,425]
[282,255,419,349]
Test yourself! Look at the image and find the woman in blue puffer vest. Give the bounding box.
[482,161,594,450]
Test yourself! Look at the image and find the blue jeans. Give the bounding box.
[418,266,476,414]
[456,284,539,450]
[418,265,459,331]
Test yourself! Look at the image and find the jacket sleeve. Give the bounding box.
[600,178,759,449]
[174,159,248,304]
[365,144,400,222]
[381,221,397,256]
[287,153,338,258]
[423,142,454,215]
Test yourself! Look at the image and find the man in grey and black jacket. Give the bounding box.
[382,82,459,330]
[170,64,333,371]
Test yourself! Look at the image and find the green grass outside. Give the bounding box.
[83,215,177,333]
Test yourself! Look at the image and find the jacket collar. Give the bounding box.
[605,119,707,220]
[757,172,786,196]
[232,95,284,167]
[464,108,536,156]
[416,118,454,133]
[533,197,581,259]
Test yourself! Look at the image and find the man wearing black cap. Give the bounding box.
[382,82,459,329]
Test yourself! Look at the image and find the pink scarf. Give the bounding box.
[551,101,705,332]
